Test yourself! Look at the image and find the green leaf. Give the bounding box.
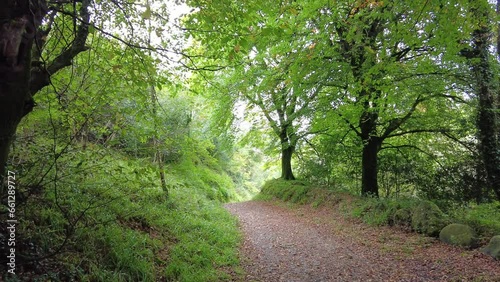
[142,6,152,20]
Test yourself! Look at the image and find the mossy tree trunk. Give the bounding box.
[463,0,500,201]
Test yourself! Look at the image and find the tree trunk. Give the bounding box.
[361,139,380,197]
[497,0,500,61]
[0,84,29,193]
[0,0,90,194]
[281,144,296,180]
[149,83,168,197]
[0,1,44,194]
[359,99,380,197]
[476,79,500,200]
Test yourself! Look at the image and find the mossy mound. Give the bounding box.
[392,208,412,228]
[411,201,447,237]
[482,235,500,260]
[260,179,312,203]
[439,224,477,248]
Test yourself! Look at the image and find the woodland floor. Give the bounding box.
[224,200,500,282]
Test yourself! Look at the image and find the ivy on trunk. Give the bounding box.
[462,0,500,201]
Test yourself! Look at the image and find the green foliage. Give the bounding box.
[5,0,500,279]
[452,202,500,239]
[223,147,270,200]
[7,140,241,281]
[183,0,492,201]
[415,157,487,207]
[352,198,395,226]
[261,177,436,232]
[3,32,247,280]
[88,225,158,281]
[259,181,500,241]
[351,197,420,228]
[392,208,413,229]
[163,196,240,281]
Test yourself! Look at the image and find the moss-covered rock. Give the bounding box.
[411,201,447,237]
[392,208,412,228]
[439,223,477,248]
[482,235,500,260]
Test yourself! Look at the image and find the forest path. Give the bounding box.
[224,200,500,282]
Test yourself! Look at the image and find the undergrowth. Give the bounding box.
[1,146,241,281]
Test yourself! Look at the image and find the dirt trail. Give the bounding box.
[225,201,500,282]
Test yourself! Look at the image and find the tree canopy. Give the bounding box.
[1,0,499,201]
[183,0,500,200]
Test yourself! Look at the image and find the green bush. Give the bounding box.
[351,198,419,228]
[392,208,413,228]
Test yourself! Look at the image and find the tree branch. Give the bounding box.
[441,131,476,153]
[387,128,448,139]
[337,112,361,137]
[381,95,423,139]
[380,143,447,170]
[297,128,329,140]
[29,0,91,99]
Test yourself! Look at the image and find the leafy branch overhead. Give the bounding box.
[0,0,184,186]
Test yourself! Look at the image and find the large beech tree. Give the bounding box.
[309,0,469,196]
[236,56,321,180]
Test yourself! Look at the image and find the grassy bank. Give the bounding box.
[257,179,500,242]
[2,147,241,281]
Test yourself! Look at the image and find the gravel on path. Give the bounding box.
[225,200,500,282]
